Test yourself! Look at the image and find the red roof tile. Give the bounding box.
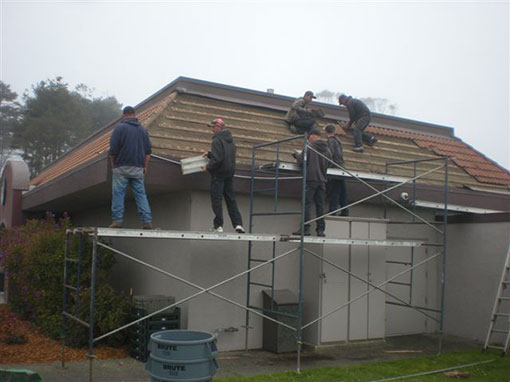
[368,125,510,186]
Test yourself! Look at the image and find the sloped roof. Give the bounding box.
[28,78,510,195]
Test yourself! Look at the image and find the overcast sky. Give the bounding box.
[1,0,509,169]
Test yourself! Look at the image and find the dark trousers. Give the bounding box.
[293,117,316,134]
[304,182,326,233]
[210,176,243,229]
[327,178,349,216]
[353,115,375,147]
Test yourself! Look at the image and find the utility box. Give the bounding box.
[262,289,298,353]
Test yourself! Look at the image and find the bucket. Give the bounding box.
[145,330,218,382]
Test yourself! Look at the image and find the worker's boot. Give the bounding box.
[109,221,123,229]
[367,137,378,146]
[142,222,153,230]
[292,227,311,236]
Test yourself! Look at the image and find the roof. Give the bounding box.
[28,77,510,196]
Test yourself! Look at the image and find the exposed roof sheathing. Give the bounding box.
[29,83,510,195]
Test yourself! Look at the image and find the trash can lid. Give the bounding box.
[262,289,297,305]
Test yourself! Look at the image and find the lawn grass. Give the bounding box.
[216,351,510,382]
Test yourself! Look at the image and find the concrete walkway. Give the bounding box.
[1,335,481,382]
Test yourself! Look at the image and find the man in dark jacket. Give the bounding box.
[285,91,320,134]
[292,129,332,237]
[203,118,245,234]
[109,106,153,229]
[324,124,349,216]
[338,94,377,153]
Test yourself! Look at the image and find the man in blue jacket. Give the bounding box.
[109,106,153,229]
[203,118,245,234]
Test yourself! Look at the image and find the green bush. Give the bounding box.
[0,216,132,347]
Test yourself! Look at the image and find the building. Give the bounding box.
[1,77,509,351]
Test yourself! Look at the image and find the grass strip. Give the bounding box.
[216,350,510,382]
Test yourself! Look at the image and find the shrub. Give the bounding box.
[0,215,132,347]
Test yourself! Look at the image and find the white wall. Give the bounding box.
[445,221,510,342]
[73,187,451,351]
[75,192,196,327]
[187,191,301,350]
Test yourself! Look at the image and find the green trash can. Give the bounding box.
[0,369,43,382]
[145,330,218,382]
[262,289,298,353]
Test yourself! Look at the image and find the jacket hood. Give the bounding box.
[312,139,330,154]
[213,129,233,143]
[122,117,142,127]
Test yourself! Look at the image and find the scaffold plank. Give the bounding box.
[72,228,423,247]
[271,162,411,183]
[298,236,422,247]
[93,228,280,241]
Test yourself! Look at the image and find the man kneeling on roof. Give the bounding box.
[202,118,245,234]
[338,94,378,153]
[285,91,324,134]
[292,129,332,237]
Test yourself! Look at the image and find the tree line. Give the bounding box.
[0,77,122,176]
[315,89,398,115]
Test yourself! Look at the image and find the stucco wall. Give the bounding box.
[73,188,447,351]
[444,221,510,342]
[187,190,301,350]
[74,192,196,328]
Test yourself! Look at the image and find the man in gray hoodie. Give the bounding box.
[203,118,245,234]
[292,129,332,237]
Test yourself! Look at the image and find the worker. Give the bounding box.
[202,118,245,234]
[108,106,153,229]
[285,91,322,134]
[324,124,349,216]
[292,129,332,237]
[338,94,378,152]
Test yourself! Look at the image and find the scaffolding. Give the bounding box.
[61,134,449,381]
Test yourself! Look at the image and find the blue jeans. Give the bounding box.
[112,174,152,223]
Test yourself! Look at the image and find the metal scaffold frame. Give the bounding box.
[61,134,449,381]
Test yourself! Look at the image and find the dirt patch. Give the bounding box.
[0,304,128,364]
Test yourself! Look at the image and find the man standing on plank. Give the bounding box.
[203,118,245,234]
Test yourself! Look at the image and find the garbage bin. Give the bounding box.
[262,289,298,353]
[145,330,218,382]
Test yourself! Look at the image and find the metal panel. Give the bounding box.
[411,200,505,214]
[368,222,387,339]
[320,219,351,343]
[349,221,369,341]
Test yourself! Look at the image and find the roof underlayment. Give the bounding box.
[28,79,510,196]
